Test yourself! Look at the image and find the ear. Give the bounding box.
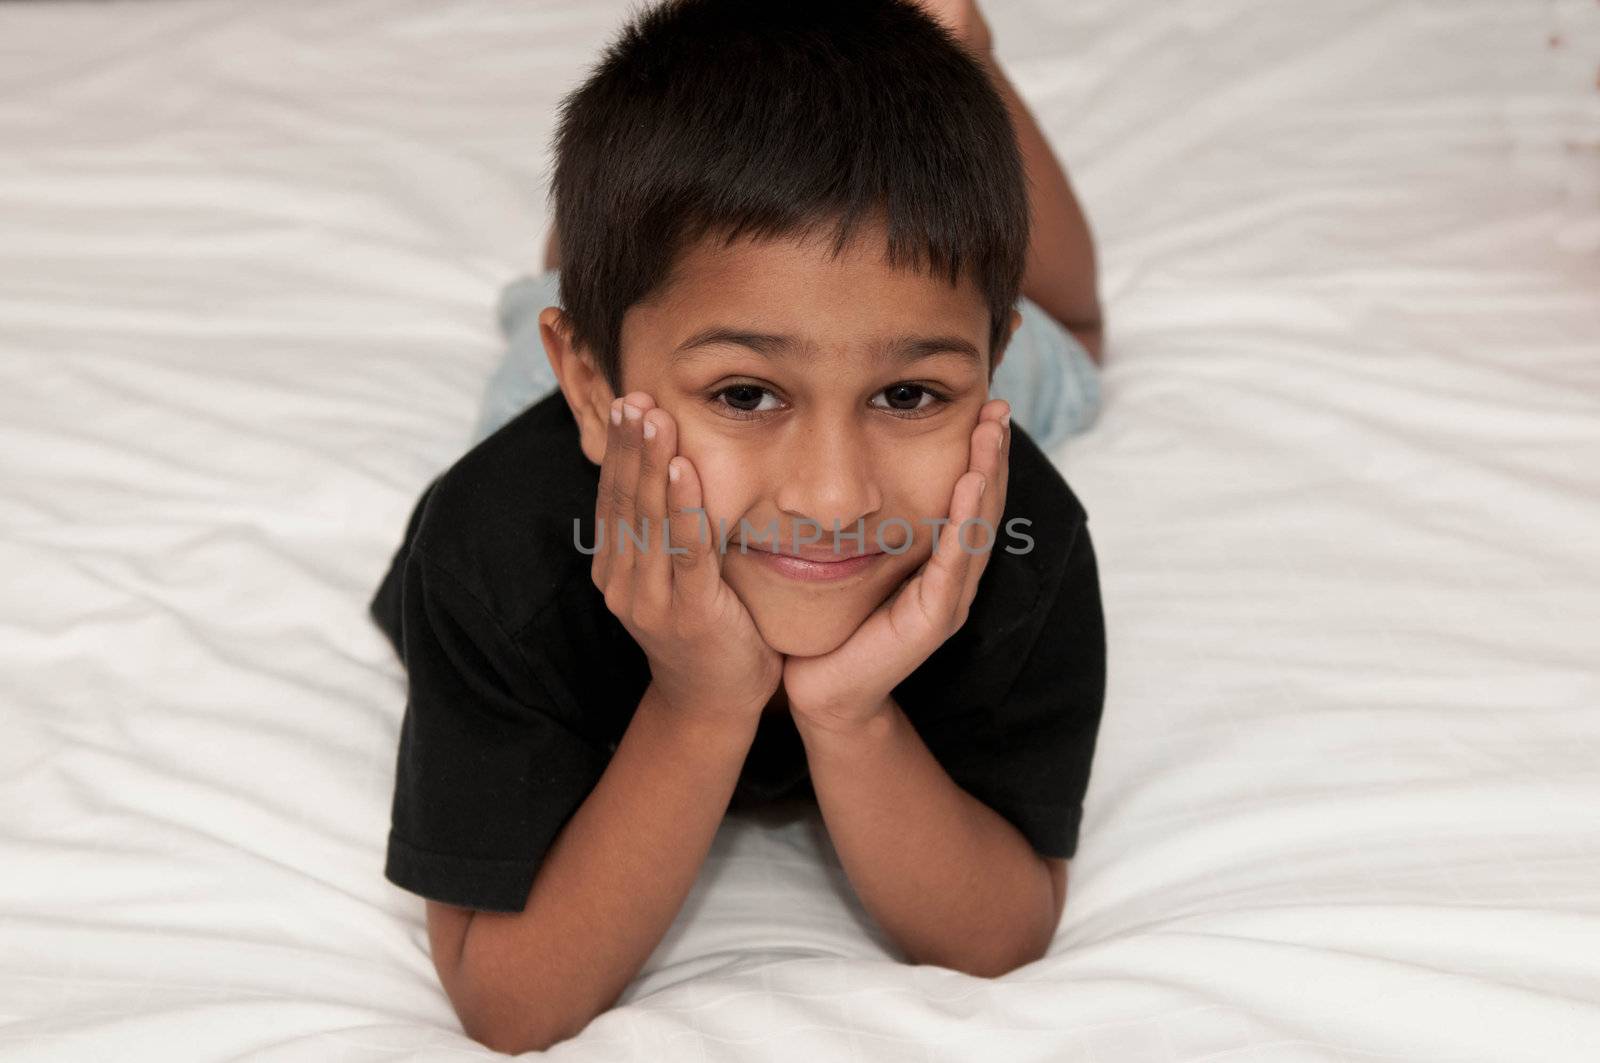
[989,307,1023,382]
[540,307,614,465]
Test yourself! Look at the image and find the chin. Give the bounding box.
[723,548,927,656]
[748,602,868,657]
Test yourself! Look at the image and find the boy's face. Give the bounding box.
[567,222,1017,658]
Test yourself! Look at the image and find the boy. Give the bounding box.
[368,0,1107,1052]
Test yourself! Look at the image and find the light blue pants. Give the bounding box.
[471,269,1101,450]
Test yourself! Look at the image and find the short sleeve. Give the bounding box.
[944,519,1108,860]
[382,546,609,913]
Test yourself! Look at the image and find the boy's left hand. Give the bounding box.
[784,399,1012,738]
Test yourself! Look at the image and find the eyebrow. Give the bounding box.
[670,327,982,366]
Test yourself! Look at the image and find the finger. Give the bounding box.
[988,398,1012,507]
[610,392,655,566]
[973,397,1009,478]
[665,450,722,612]
[607,392,656,612]
[917,468,986,622]
[988,397,1012,526]
[919,403,1000,611]
[962,398,1010,602]
[633,405,675,617]
[591,396,624,591]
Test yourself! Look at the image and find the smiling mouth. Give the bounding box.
[744,544,883,562]
[741,545,887,582]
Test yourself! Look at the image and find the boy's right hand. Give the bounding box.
[592,391,783,729]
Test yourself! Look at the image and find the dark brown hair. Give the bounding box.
[549,0,1029,393]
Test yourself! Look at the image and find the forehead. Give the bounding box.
[623,222,989,365]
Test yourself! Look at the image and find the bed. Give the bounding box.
[3,0,1598,1059]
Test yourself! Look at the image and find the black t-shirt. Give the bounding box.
[369,389,1106,913]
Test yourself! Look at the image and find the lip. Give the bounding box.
[743,545,886,582]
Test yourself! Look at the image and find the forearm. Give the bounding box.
[795,698,1058,978]
[979,47,1104,357]
[455,680,757,1052]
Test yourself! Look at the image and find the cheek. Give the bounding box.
[890,441,971,546]
[681,441,757,537]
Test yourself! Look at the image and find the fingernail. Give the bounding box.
[643,416,657,440]
[623,403,641,422]
[668,458,680,483]
[610,401,622,426]
[1000,409,1011,429]
[978,475,987,498]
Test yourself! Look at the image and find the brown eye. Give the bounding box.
[883,384,926,410]
[710,383,782,419]
[871,383,949,416]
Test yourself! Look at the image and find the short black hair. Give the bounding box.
[549,0,1029,395]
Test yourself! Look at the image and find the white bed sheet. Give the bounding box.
[2,0,1598,1059]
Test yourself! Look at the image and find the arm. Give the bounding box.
[794,697,1067,978]
[778,401,1081,977]
[431,681,758,1054]
[432,386,782,1053]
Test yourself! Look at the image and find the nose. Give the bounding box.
[773,414,882,539]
